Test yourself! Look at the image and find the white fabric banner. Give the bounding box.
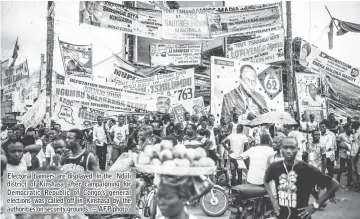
[21,92,47,129]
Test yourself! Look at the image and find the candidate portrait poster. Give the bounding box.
[59,40,93,78]
[150,43,201,67]
[79,1,162,39]
[295,73,326,122]
[211,56,284,125]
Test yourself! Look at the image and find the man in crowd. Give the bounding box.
[288,122,307,162]
[93,116,108,170]
[144,125,162,145]
[168,123,184,143]
[337,125,353,186]
[45,128,59,165]
[182,112,192,128]
[348,121,360,189]
[108,115,129,163]
[61,128,99,172]
[264,137,339,219]
[319,120,336,178]
[221,124,249,186]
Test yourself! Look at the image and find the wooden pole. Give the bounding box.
[325,6,339,30]
[39,54,44,97]
[285,1,295,117]
[46,1,55,117]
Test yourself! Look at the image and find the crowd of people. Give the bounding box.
[0,110,359,219]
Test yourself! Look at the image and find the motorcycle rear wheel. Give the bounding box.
[200,187,229,217]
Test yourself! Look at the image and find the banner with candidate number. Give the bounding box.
[207,3,283,38]
[299,39,360,87]
[226,31,285,64]
[59,40,93,78]
[295,73,326,123]
[79,1,162,39]
[211,56,283,126]
[321,73,360,118]
[112,68,195,102]
[150,43,202,67]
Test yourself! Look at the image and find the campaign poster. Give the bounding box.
[171,97,207,123]
[59,40,92,78]
[321,73,360,118]
[210,56,284,125]
[299,39,360,87]
[110,64,144,83]
[162,8,212,40]
[79,1,162,39]
[21,92,47,129]
[2,60,29,95]
[207,3,283,37]
[295,73,326,122]
[150,43,202,67]
[226,31,285,64]
[113,68,195,101]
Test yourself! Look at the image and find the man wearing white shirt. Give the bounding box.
[319,121,336,178]
[109,115,129,163]
[45,128,58,165]
[93,116,108,170]
[288,122,306,161]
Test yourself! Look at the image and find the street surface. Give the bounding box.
[186,188,360,219]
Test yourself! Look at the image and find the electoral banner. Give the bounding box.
[162,8,212,40]
[59,40,92,78]
[226,31,285,64]
[211,56,284,125]
[20,91,46,129]
[110,64,144,83]
[55,74,176,114]
[150,44,202,67]
[295,73,326,122]
[299,39,360,87]
[2,60,29,95]
[207,3,283,37]
[321,73,360,118]
[171,97,207,123]
[79,1,162,39]
[113,68,195,102]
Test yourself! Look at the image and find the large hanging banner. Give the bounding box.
[59,40,93,78]
[207,3,283,38]
[1,60,9,87]
[20,92,46,129]
[321,73,360,118]
[150,43,202,67]
[226,31,285,64]
[299,39,360,87]
[211,56,284,125]
[55,75,175,113]
[79,1,162,39]
[113,68,195,102]
[162,8,212,40]
[2,60,29,95]
[171,97,207,123]
[295,73,326,122]
[110,64,144,83]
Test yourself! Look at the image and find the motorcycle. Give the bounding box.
[228,184,277,219]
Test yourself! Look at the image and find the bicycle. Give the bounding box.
[137,173,157,219]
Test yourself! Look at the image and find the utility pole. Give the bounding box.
[46,1,55,117]
[285,1,294,117]
[39,54,45,97]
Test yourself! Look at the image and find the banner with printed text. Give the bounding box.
[110,64,144,83]
[59,40,92,78]
[295,73,326,123]
[79,1,162,39]
[299,39,360,87]
[171,97,206,123]
[112,68,195,102]
[207,3,283,37]
[226,31,285,64]
[55,74,176,114]
[20,92,46,129]
[162,8,212,40]
[211,56,284,125]
[2,60,29,95]
[1,60,9,88]
[150,43,201,67]
[321,73,360,118]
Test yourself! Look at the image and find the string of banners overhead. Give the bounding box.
[79,2,284,40]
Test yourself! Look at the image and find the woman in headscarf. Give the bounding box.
[157,175,212,219]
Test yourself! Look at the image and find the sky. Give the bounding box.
[1,1,360,79]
